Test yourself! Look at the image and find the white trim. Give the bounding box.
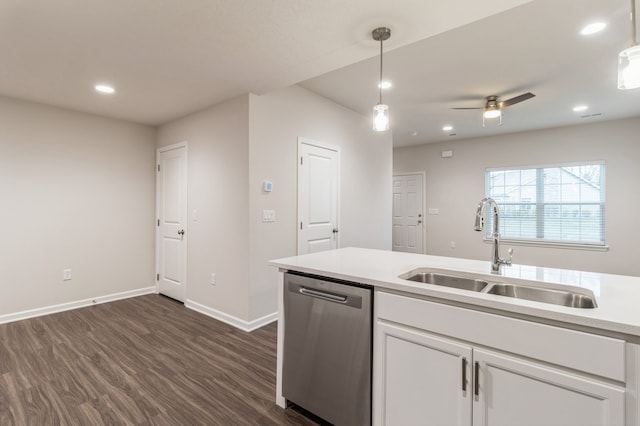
[297,137,341,255]
[484,238,610,252]
[484,162,606,247]
[393,172,427,254]
[0,287,156,325]
[156,141,188,302]
[185,299,278,332]
[486,159,605,172]
[275,269,286,407]
[297,137,339,152]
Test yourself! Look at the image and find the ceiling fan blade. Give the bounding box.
[500,92,535,108]
[451,107,483,110]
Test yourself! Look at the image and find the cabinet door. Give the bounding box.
[472,348,625,426]
[374,321,473,426]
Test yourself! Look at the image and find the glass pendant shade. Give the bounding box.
[373,103,389,131]
[618,44,640,89]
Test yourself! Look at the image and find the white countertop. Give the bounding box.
[269,247,640,337]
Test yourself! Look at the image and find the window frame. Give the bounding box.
[484,161,608,250]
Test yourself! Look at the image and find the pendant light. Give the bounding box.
[618,0,640,89]
[372,27,391,131]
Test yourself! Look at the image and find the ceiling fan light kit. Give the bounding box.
[372,27,391,132]
[482,95,502,126]
[618,0,640,89]
[453,92,535,127]
[483,108,502,126]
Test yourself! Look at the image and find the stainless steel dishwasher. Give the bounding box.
[283,271,373,426]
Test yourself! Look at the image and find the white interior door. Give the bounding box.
[156,143,187,302]
[392,173,424,254]
[297,139,339,255]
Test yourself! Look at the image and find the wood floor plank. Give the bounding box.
[0,294,319,425]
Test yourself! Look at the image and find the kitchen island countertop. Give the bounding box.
[270,247,640,337]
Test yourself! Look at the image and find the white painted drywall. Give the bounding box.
[0,96,156,316]
[156,86,392,324]
[248,85,392,320]
[156,95,252,322]
[393,116,640,276]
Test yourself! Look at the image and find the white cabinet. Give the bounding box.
[374,292,626,426]
[375,321,472,425]
[473,348,624,426]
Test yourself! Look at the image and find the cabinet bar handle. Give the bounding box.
[462,357,467,392]
[474,361,480,397]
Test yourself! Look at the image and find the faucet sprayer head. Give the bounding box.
[474,201,485,231]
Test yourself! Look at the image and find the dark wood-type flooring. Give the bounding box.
[0,294,320,425]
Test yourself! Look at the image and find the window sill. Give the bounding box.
[483,239,610,252]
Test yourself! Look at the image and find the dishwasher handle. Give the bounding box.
[287,280,365,309]
[299,287,348,303]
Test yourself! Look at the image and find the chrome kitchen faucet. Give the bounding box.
[474,197,513,274]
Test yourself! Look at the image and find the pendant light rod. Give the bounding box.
[372,27,391,132]
[631,0,637,46]
[379,31,383,103]
[372,27,391,104]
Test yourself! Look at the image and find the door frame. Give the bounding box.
[297,137,341,255]
[392,172,426,254]
[155,141,188,298]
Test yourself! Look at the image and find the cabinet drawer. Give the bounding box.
[376,291,625,382]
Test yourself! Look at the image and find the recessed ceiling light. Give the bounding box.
[442,125,453,131]
[94,84,115,94]
[573,105,588,112]
[378,81,392,89]
[580,22,606,35]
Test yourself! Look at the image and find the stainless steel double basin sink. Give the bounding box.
[399,269,597,309]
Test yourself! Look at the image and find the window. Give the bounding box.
[485,163,605,246]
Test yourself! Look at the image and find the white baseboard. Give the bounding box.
[0,286,157,325]
[185,299,278,332]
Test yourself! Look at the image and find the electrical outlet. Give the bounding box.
[210,273,216,286]
[63,269,72,281]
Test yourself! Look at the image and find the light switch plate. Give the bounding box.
[262,209,276,222]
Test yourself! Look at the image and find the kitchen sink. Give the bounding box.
[402,271,489,292]
[399,268,597,309]
[484,283,597,309]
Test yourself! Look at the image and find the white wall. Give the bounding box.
[393,117,640,276]
[0,96,156,317]
[156,86,392,324]
[248,85,392,320]
[156,95,252,322]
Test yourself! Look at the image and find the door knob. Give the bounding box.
[332,228,339,234]
[178,229,185,240]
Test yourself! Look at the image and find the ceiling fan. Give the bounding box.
[452,92,535,126]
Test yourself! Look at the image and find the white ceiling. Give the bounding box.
[301,0,640,147]
[2,0,638,147]
[0,0,530,126]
